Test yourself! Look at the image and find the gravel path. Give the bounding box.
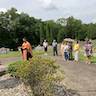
[55,56,96,96]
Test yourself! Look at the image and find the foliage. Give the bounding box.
[8,56,64,96]
[1,8,96,49]
[8,61,23,76]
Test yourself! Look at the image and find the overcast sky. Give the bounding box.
[0,0,96,23]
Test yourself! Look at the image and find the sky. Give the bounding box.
[0,0,96,23]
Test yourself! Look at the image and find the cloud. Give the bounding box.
[0,8,7,12]
[0,0,96,23]
[39,0,52,6]
[38,0,58,11]
[43,4,58,11]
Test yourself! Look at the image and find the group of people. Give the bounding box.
[61,39,93,64]
[61,41,80,62]
[21,38,58,61]
[21,38,93,64]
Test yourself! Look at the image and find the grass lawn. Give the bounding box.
[0,50,45,58]
[0,51,21,58]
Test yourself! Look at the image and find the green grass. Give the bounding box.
[91,56,96,63]
[0,50,45,58]
[79,50,96,64]
[79,40,96,64]
[0,51,21,58]
[33,50,45,55]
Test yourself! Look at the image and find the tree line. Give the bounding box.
[0,8,96,50]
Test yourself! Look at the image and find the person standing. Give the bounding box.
[60,42,65,58]
[43,40,48,55]
[52,40,58,56]
[84,40,92,64]
[73,41,80,62]
[64,43,69,61]
[21,38,32,61]
[69,42,73,60]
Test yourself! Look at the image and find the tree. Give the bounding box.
[66,16,82,40]
[57,27,67,42]
[0,8,96,49]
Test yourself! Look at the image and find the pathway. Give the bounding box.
[55,56,96,96]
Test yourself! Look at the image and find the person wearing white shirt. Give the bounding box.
[43,40,48,55]
[64,43,69,61]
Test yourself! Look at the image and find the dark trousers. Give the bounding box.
[44,47,47,52]
[69,51,73,60]
[64,52,69,61]
[27,52,32,60]
[53,47,58,56]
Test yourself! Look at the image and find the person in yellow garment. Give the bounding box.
[21,38,32,61]
[73,41,80,62]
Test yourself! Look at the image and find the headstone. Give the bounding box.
[0,47,10,54]
[34,45,43,51]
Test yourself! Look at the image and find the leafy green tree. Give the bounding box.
[1,8,96,49]
[66,16,82,40]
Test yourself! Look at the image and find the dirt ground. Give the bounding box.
[55,56,96,96]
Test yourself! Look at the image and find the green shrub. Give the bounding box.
[8,61,23,76]
[8,56,62,96]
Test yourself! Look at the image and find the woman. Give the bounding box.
[60,42,65,58]
[21,38,32,61]
[73,41,80,62]
[84,40,92,64]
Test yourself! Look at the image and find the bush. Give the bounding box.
[8,56,62,96]
[8,61,23,76]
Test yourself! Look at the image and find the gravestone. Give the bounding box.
[0,47,10,54]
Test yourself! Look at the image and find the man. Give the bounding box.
[21,38,32,61]
[52,40,58,56]
[43,40,48,55]
[69,42,73,60]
